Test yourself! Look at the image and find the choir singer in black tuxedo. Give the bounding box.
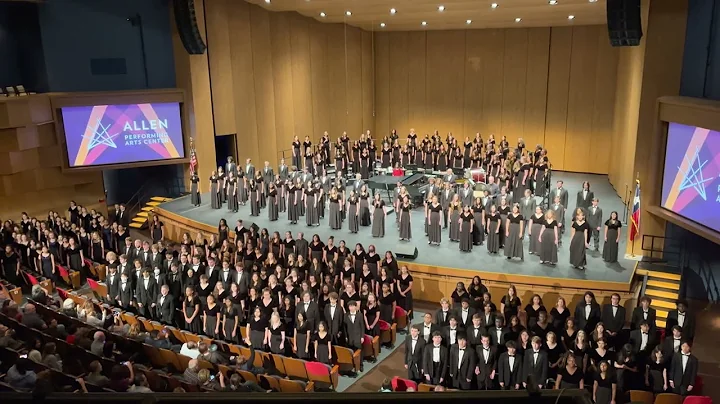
[156,285,176,324]
[405,325,426,383]
[498,341,523,390]
[575,291,602,332]
[475,334,497,390]
[416,312,440,343]
[344,301,365,351]
[449,334,476,390]
[629,321,656,360]
[522,336,548,390]
[423,331,448,385]
[665,299,696,342]
[631,295,657,332]
[601,293,626,348]
[669,342,698,396]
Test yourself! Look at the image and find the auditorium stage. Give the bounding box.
[155,172,637,294]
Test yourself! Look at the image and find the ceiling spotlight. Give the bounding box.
[319,12,326,17]
[438,5,445,12]
[345,10,352,16]
[491,3,499,9]
[589,0,597,2]
[421,21,427,26]
[549,0,557,5]
[264,0,270,3]
[515,17,522,22]
[568,15,575,20]
[380,22,386,27]
[390,8,396,14]
[466,19,472,24]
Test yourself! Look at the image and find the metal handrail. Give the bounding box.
[694,255,719,303]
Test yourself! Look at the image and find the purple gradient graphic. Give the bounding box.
[62,102,184,168]
[661,122,720,232]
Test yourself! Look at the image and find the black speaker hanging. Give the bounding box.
[173,0,207,55]
[606,0,643,47]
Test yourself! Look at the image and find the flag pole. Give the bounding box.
[630,175,640,257]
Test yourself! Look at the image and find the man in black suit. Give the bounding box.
[669,342,698,396]
[136,269,158,318]
[117,204,130,228]
[601,293,627,348]
[475,334,497,390]
[139,241,152,269]
[166,263,184,304]
[156,285,175,324]
[205,256,220,287]
[416,312,440,343]
[498,340,523,390]
[405,324,426,383]
[422,331,448,386]
[454,298,476,329]
[152,269,166,292]
[189,255,206,284]
[488,316,509,350]
[574,291,601,332]
[219,260,235,290]
[442,316,464,347]
[665,299,695,342]
[324,292,343,343]
[118,253,131,275]
[574,181,593,219]
[178,253,191,275]
[440,182,456,228]
[117,273,134,311]
[296,291,320,331]
[434,298,452,327]
[631,295,657,331]
[629,321,656,360]
[129,259,144,292]
[662,325,685,362]
[449,334,476,390]
[294,232,309,261]
[120,239,135,263]
[467,314,485,348]
[522,336,548,390]
[106,265,121,305]
[344,301,364,351]
[162,250,177,274]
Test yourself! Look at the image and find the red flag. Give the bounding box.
[629,180,641,242]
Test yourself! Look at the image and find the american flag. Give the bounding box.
[190,151,198,174]
[629,180,641,242]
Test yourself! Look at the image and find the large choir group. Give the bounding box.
[188,130,624,268]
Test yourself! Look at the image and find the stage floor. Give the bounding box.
[158,172,634,285]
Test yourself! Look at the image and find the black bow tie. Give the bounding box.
[508,355,515,358]
[459,348,465,352]
[533,351,539,354]
[682,353,690,357]
[483,347,490,351]
[642,332,648,335]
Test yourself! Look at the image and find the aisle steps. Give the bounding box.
[128,196,173,229]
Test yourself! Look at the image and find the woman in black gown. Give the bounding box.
[615,343,640,395]
[550,297,570,331]
[546,331,567,381]
[500,285,521,322]
[593,361,617,404]
[395,265,413,318]
[267,312,286,354]
[363,293,380,336]
[245,307,268,350]
[378,283,396,324]
[183,286,202,334]
[602,212,622,263]
[203,294,221,338]
[294,312,312,359]
[645,347,668,393]
[313,321,332,364]
[555,353,585,389]
[2,245,21,286]
[222,296,240,343]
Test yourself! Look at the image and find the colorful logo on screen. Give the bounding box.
[663,125,720,212]
[73,104,182,166]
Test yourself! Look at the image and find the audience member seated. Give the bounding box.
[77,301,108,328]
[219,372,268,392]
[180,340,200,359]
[86,360,111,387]
[0,324,22,349]
[6,358,38,391]
[21,303,47,330]
[91,331,106,356]
[183,359,201,385]
[127,374,154,393]
[41,342,62,371]
[61,298,78,318]
[144,329,172,349]
[197,341,227,365]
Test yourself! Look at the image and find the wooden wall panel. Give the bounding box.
[309,22,329,144]
[591,25,618,177]
[327,24,348,138]
[564,26,598,173]
[374,33,390,138]
[523,28,551,151]
[544,27,573,171]
[388,32,409,135]
[269,12,295,162]
[346,27,364,136]
[406,32,427,137]
[228,1,259,165]
[481,29,505,136]
[426,30,466,136]
[249,7,277,166]
[501,28,528,141]
[289,14,313,155]
[204,0,236,136]
[463,30,485,141]
[361,31,375,137]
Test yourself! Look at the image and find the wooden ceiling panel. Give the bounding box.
[242,0,607,30]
